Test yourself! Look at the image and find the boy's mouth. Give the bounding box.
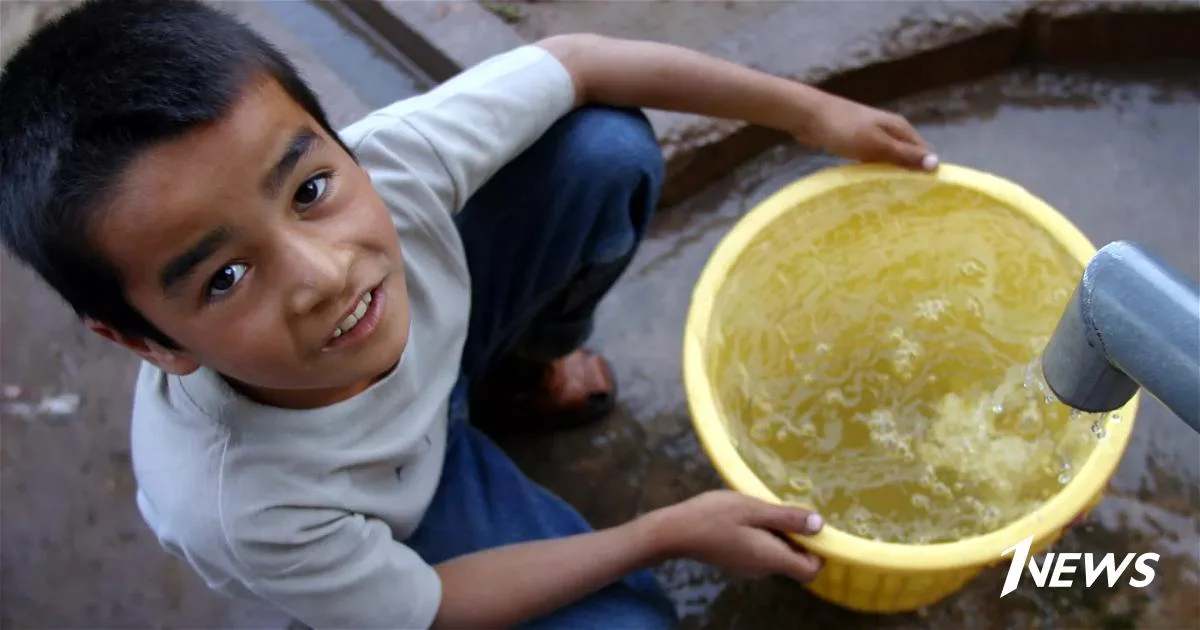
[324,284,385,350]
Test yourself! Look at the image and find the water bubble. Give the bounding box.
[776,427,789,443]
[959,259,987,278]
[992,403,1005,415]
[1110,412,1122,424]
[1091,422,1107,440]
[823,388,848,405]
[1018,407,1042,435]
[1058,471,1073,484]
[932,482,953,498]
[788,475,812,493]
[915,299,949,321]
[815,342,832,355]
[750,419,772,442]
[919,470,938,489]
[964,297,983,318]
[802,373,815,385]
[1044,394,1056,405]
[844,505,872,536]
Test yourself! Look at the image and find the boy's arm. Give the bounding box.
[431,512,660,628]
[538,34,937,170]
[432,490,824,629]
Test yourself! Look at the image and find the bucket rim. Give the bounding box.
[681,161,1141,572]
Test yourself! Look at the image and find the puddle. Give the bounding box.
[254,0,428,108]
[509,61,1199,629]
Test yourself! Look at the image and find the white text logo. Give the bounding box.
[999,536,1159,597]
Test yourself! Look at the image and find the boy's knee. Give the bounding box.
[556,105,664,196]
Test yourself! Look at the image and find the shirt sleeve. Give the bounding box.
[340,45,577,215]
[228,507,442,630]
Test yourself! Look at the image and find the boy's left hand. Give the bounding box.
[805,95,938,172]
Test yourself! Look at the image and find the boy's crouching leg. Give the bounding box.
[460,105,664,435]
[544,105,665,270]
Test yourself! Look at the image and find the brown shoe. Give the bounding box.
[470,348,618,435]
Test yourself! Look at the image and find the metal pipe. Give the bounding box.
[1041,241,1200,434]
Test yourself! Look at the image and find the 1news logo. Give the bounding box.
[999,536,1159,597]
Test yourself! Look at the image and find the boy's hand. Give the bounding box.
[654,490,825,583]
[430,489,823,628]
[805,95,939,171]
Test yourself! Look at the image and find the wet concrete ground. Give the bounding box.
[1,21,1196,626]
[253,0,428,109]
[501,61,1200,630]
[499,0,779,53]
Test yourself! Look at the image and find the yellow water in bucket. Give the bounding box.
[683,163,1139,613]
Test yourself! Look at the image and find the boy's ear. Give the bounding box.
[84,318,200,376]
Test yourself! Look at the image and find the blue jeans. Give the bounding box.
[403,106,678,629]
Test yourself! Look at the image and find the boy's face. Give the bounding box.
[89,75,410,409]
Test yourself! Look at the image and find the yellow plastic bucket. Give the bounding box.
[682,162,1140,613]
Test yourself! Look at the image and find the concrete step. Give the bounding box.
[211,0,430,130]
[252,0,432,108]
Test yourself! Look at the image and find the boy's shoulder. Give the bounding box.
[128,362,446,627]
[336,44,571,145]
[129,364,316,571]
[129,362,334,586]
[130,363,329,553]
[129,362,245,586]
[333,45,575,206]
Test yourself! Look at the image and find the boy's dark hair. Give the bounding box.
[0,0,348,348]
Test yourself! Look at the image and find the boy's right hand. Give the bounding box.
[429,488,824,629]
[651,490,826,583]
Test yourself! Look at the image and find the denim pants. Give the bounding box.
[403,106,679,630]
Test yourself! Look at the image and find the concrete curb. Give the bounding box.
[656,0,1200,206]
[335,0,526,84]
[338,0,1200,207]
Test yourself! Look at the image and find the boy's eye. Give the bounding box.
[207,263,247,299]
[294,174,329,210]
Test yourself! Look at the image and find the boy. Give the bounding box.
[0,0,938,627]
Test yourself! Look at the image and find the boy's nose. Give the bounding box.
[284,236,351,315]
